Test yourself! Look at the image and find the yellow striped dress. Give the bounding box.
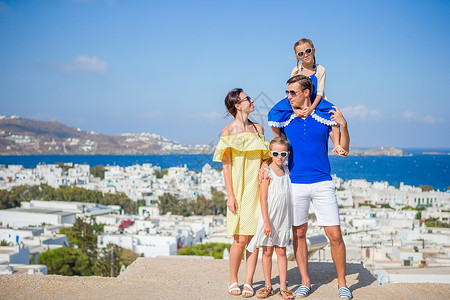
[213,132,270,237]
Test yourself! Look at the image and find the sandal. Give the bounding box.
[228,282,241,296]
[332,145,348,157]
[278,288,294,299]
[257,286,274,298]
[242,283,254,298]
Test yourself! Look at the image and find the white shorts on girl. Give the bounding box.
[291,180,340,227]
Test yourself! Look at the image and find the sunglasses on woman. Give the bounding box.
[271,151,288,158]
[296,48,313,58]
[238,96,252,103]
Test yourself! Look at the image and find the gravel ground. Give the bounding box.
[1,256,449,299]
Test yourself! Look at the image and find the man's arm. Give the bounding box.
[329,106,349,153]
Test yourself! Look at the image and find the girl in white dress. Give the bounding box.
[247,137,293,299]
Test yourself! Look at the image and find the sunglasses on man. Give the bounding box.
[285,90,302,97]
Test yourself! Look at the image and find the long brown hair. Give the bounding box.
[224,88,243,118]
[224,88,260,137]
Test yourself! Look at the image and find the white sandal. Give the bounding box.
[228,282,241,296]
[242,283,254,298]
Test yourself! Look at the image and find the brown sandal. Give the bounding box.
[278,288,294,299]
[332,145,348,157]
[257,286,274,299]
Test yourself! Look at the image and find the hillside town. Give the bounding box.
[0,162,449,284]
[0,116,215,155]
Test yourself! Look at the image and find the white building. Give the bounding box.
[98,233,177,257]
[0,208,76,228]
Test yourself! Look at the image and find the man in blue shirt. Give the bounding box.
[271,75,352,299]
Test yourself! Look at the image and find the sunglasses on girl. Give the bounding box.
[271,151,288,158]
[296,48,313,58]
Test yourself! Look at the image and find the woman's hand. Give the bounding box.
[227,195,238,214]
[263,222,272,237]
[258,161,270,183]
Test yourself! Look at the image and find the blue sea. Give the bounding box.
[0,149,449,191]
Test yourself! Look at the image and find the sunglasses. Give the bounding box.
[296,48,313,58]
[271,151,288,158]
[238,96,252,103]
[285,90,302,97]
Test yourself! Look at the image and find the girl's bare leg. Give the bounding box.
[262,246,274,287]
[275,246,288,288]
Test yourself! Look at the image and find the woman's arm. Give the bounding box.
[260,170,271,237]
[222,147,238,214]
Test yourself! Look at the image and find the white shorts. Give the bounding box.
[291,180,340,227]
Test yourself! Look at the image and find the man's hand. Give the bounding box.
[329,106,347,127]
[227,196,238,214]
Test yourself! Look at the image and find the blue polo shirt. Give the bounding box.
[283,113,332,184]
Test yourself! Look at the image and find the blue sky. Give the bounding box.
[1,0,449,148]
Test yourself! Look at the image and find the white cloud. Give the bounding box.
[41,56,109,74]
[138,111,163,119]
[196,112,224,122]
[63,56,109,74]
[401,111,443,124]
[340,104,382,121]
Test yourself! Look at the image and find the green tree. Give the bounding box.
[415,211,422,220]
[59,217,100,257]
[158,193,179,215]
[56,163,74,174]
[211,188,226,215]
[425,217,450,228]
[90,165,106,180]
[39,247,95,276]
[178,243,231,259]
[94,244,139,277]
[0,189,20,209]
[0,239,12,246]
[380,204,393,209]
[191,195,212,216]
[3,184,136,214]
[154,169,168,179]
[419,185,434,192]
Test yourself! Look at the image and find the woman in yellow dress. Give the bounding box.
[213,88,270,297]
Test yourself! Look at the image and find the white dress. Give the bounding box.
[247,165,292,252]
